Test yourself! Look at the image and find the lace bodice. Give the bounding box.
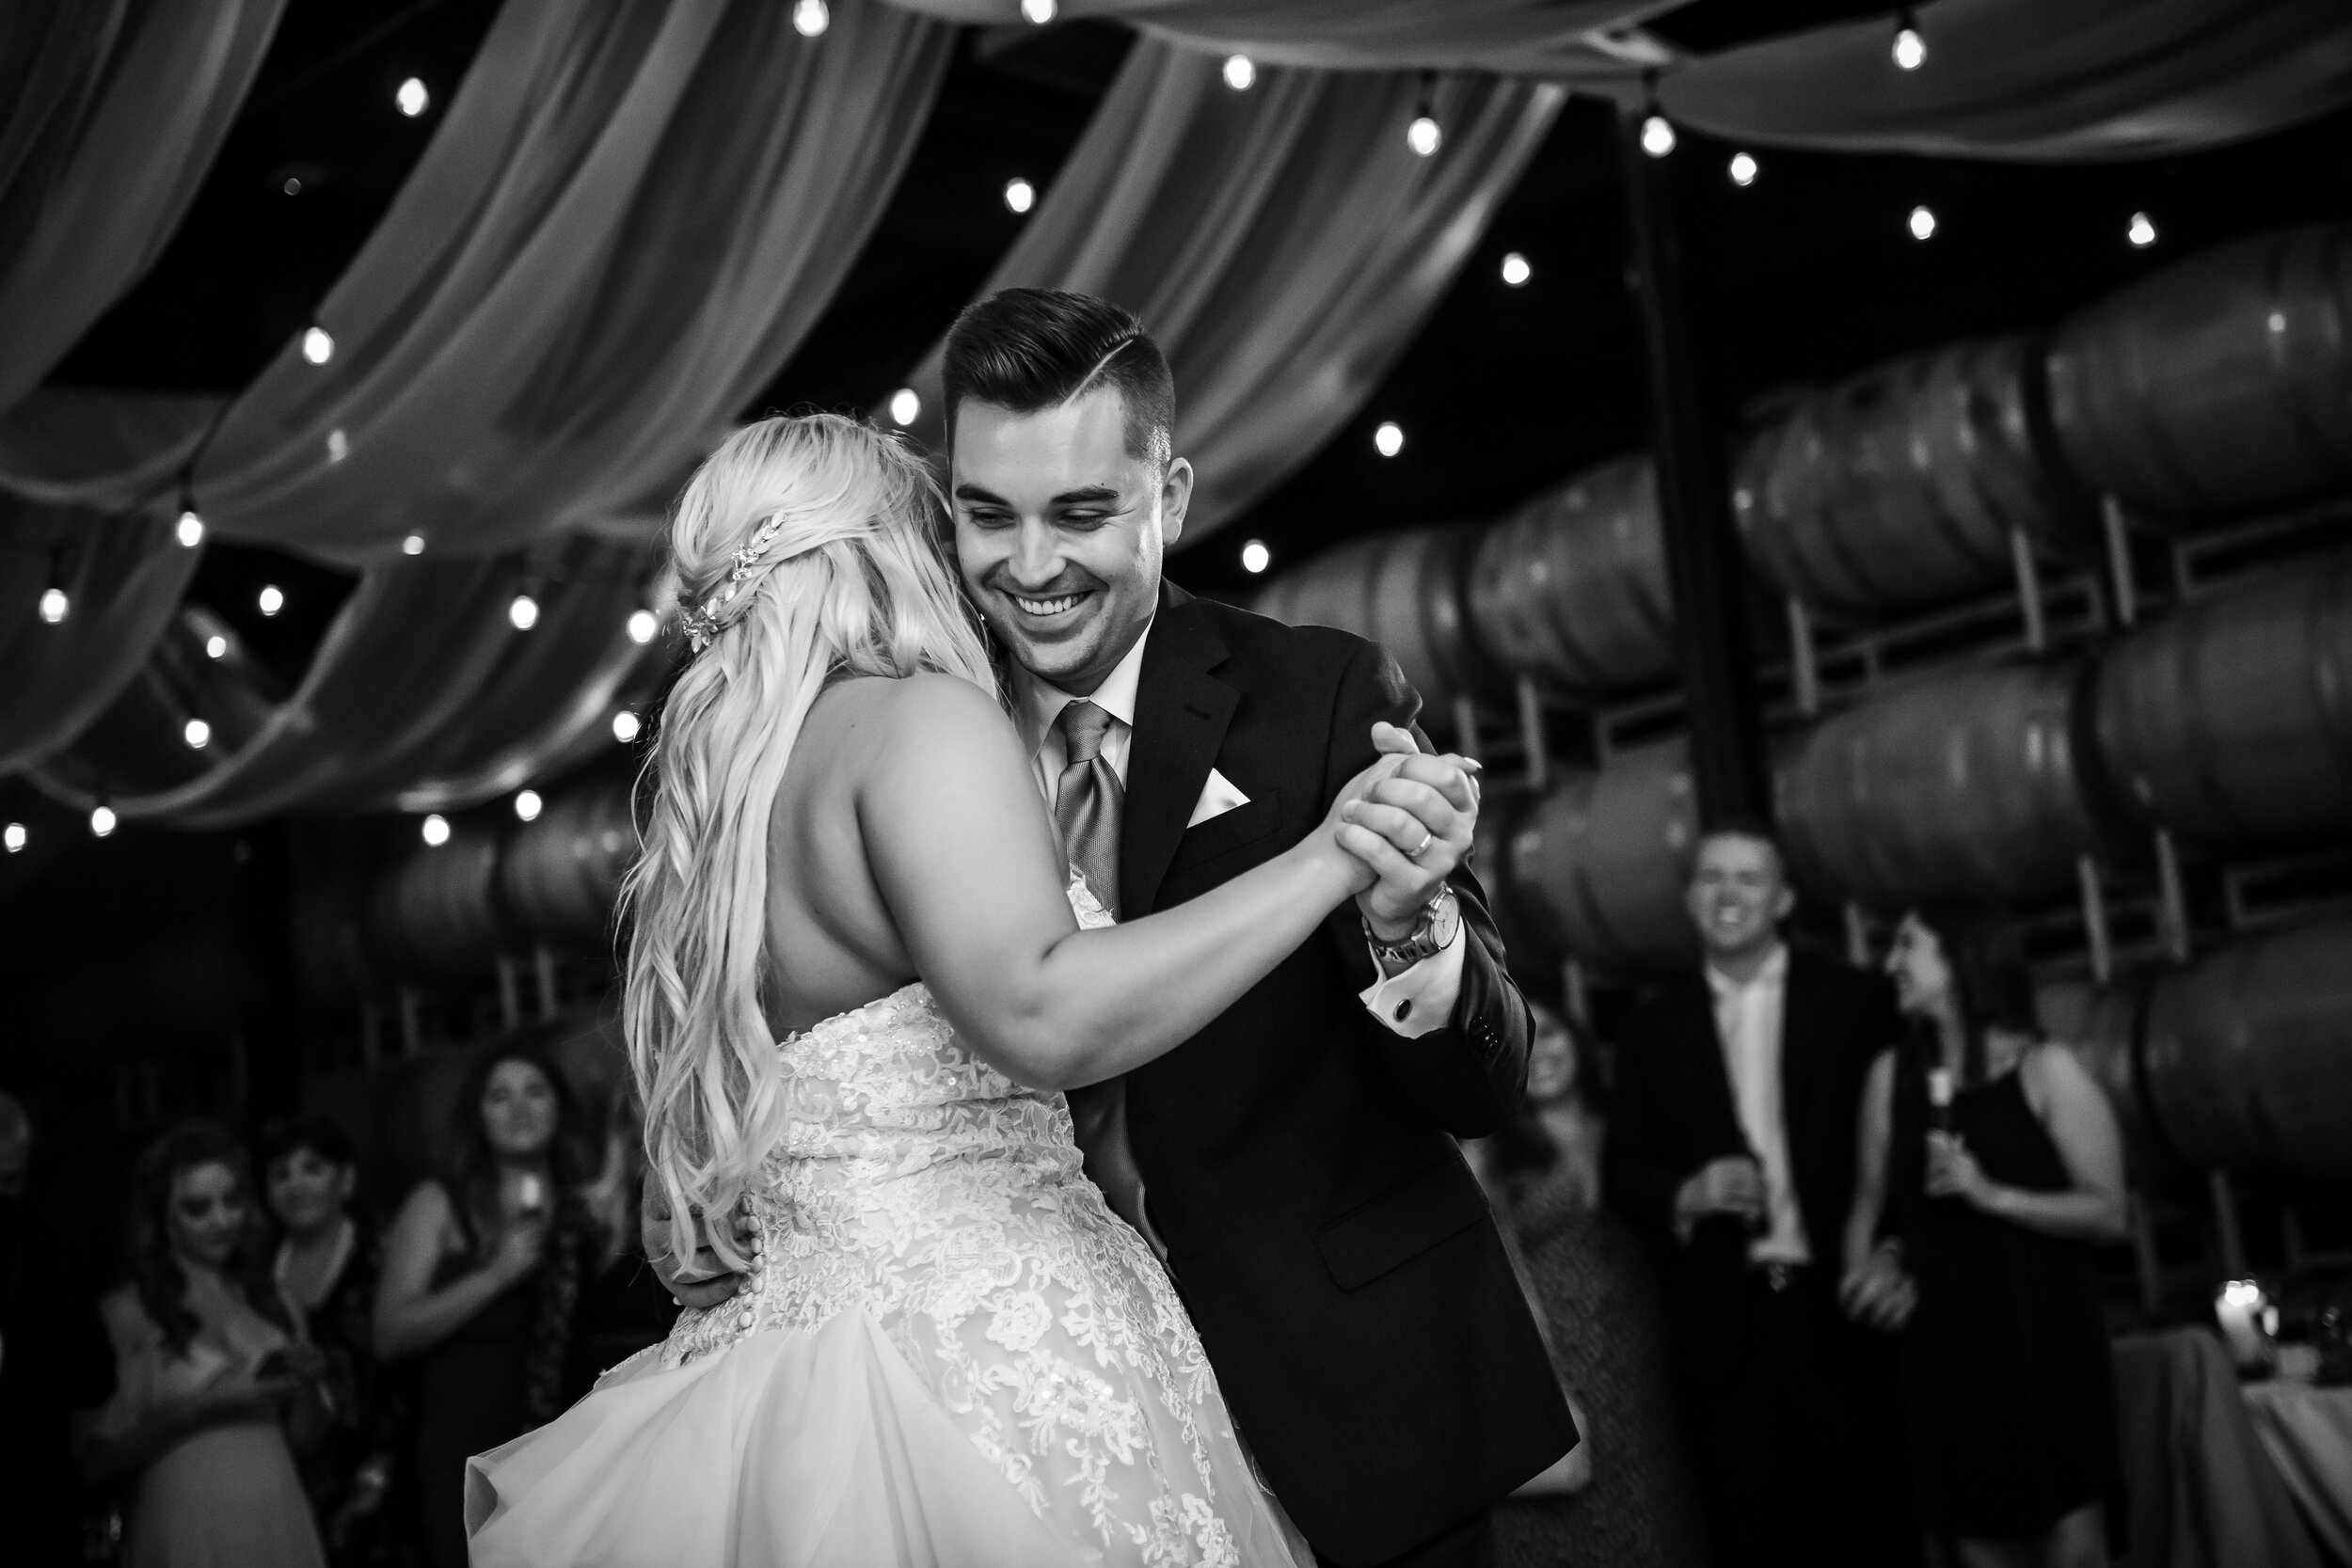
[656,876,1262,1566]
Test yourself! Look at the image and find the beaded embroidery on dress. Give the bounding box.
[465,875,1305,1568]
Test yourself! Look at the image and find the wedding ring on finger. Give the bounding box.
[1408,831,1435,859]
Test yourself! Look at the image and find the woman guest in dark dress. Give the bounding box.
[262,1117,414,1566]
[1841,905,2128,1568]
[374,1047,593,1568]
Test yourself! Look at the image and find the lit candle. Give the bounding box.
[2215,1278,2277,1375]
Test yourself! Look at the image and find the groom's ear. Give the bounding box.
[1159,456,1194,547]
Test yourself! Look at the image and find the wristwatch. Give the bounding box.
[1364,885,1460,974]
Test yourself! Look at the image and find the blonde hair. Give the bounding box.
[623,413,996,1268]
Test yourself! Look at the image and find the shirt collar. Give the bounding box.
[1705,942,1788,1000]
[1012,616,1152,759]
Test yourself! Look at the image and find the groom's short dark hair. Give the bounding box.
[943,289,1174,470]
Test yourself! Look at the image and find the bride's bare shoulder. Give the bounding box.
[815,671,1019,768]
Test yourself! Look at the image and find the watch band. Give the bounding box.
[1365,885,1459,970]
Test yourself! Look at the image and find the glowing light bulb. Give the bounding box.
[1908,204,1937,241]
[1893,24,1926,70]
[2,823,22,853]
[1240,540,1271,575]
[888,388,920,426]
[90,805,117,838]
[258,584,285,616]
[626,609,658,644]
[421,814,451,847]
[1640,114,1676,158]
[515,789,543,823]
[1003,178,1035,214]
[791,0,829,38]
[396,77,430,117]
[301,325,334,365]
[326,428,349,462]
[402,533,425,556]
[1406,116,1441,157]
[1500,252,1532,287]
[2128,212,2157,248]
[184,718,212,749]
[509,594,540,630]
[612,710,642,743]
[204,634,228,659]
[1222,55,1254,91]
[38,587,68,624]
[1374,421,1405,458]
[1020,0,1055,22]
[1728,150,1758,187]
[176,509,205,547]
[282,176,302,197]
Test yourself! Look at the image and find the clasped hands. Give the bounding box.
[1838,1134,1989,1334]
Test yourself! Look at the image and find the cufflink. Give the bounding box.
[1394,1000,1412,1022]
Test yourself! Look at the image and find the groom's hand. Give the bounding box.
[1338,721,1481,941]
[641,1173,760,1311]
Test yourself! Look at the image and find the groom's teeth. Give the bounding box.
[1014,594,1084,617]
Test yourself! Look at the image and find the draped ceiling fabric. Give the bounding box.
[1661,0,2352,163]
[891,41,1564,542]
[0,0,286,418]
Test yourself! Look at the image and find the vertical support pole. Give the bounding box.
[2101,496,2138,628]
[397,986,422,1055]
[1843,902,1872,968]
[2209,1167,2247,1279]
[2129,1192,2163,1321]
[1616,105,1770,829]
[1561,958,1592,1033]
[1515,676,1549,791]
[2153,829,2191,962]
[1450,694,1482,763]
[533,942,561,1022]
[496,955,524,1035]
[1786,595,1820,716]
[2282,1207,2309,1278]
[2010,528,2047,653]
[2076,855,2114,986]
[1589,713,1613,766]
[360,1002,384,1069]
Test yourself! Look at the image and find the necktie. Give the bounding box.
[1055,700,1122,918]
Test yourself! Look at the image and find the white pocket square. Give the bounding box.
[1185,768,1250,829]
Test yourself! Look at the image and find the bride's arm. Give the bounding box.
[861,673,1381,1091]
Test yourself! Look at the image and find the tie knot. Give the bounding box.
[1056,700,1114,763]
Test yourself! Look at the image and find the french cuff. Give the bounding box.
[1358,923,1467,1038]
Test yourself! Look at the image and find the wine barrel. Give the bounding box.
[1734,334,2088,620]
[2035,976,2162,1179]
[1776,660,2106,906]
[500,774,637,951]
[2137,914,2352,1187]
[1466,452,1677,698]
[1253,525,1501,712]
[2045,223,2352,521]
[361,832,509,982]
[1468,781,1558,985]
[1507,738,1701,973]
[2091,553,2352,846]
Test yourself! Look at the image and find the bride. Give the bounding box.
[465,414,1446,1567]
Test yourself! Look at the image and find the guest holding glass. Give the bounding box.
[79,1120,328,1568]
[1842,904,2128,1568]
[262,1116,411,1565]
[375,1046,591,1568]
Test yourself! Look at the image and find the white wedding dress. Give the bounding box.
[466,879,1305,1568]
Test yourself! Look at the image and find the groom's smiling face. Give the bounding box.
[950,387,1191,696]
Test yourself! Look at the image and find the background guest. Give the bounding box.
[374,1045,591,1568]
[1603,824,1907,1568]
[1843,905,2127,1568]
[78,1120,328,1568]
[262,1116,415,1566]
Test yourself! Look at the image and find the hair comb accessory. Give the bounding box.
[679,509,791,653]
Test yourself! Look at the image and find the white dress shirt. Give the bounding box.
[1006,620,1463,1037]
[1704,943,1811,1267]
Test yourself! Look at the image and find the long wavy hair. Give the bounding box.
[437,1041,588,1253]
[125,1120,288,1357]
[624,414,997,1269]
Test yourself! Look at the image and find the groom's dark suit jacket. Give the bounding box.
[1116,583,1576,1566]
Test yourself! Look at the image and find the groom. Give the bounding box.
[658,290,1576,1566]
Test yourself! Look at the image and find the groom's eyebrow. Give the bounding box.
[950,483,1125,509]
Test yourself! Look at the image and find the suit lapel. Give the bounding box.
[1779,953,1821,1159]
[1121,585,1237,917]
[1682,980,1748,1156]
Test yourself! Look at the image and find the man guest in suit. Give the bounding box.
[655,288,1577,1567]
[1605,825,1905,1568]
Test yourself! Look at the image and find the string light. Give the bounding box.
[421,814,451,847]
[90,805,118,838]
[1020,0,1055,22]
[326,429,349,462]
[791,0,829,38]
[2,823,22,853]
[2128,212,2157,248]
[1640,114,1676,158]
[205,634,229,659]
[1003,178,1035,214]
[258,584,285,616]
[509,593,540,630]
[396,77,430,117]
[1892,10,1927,70]
[1500,252,1532,287]
[38,587,68,624]
[283,176,303,197]
[888,388,920,425]
[612,710,642,743]
[626,609,658,644]
[176,509,204,547]
[1406,71,1441,156]
[1374,421,1405,458]
[183,718,211,749]
[1728,150,1759,187]
[301,325,334,365]
[1908,204,1937,241]
[402,533,426,555]
[1240,540,1271,575]
[1222,55,1254,91]
[515,789,543,823]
